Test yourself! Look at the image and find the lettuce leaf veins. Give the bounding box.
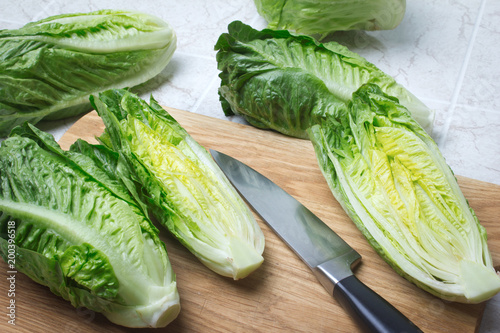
[254,0,406,36]
[0,123,180,327]
[308,84,500,303]
[215,21,434,138]
[92,89,265,280]
[0,10,177,136]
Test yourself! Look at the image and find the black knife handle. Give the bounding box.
[333,275,423,333]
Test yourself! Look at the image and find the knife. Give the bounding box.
[210,149,422,333]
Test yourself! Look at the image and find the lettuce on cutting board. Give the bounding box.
[92,89,265,280]
[308,84,500,303]
[0,123,180,327]
[215,22,500,302]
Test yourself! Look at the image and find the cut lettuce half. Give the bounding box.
[92,89,265,280]
[308,84,500,303]
[0,10,177,136]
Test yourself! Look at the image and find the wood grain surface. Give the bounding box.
[1,108,499,333]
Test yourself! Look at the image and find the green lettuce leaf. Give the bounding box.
[69,139,150,217]
[308,84,500,303]
[92,89,265,280]
[0,123,180,327]
[0,10,177,136]
[215,21,433,138]
[254,0,406,35]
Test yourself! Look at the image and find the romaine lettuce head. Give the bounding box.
[254,0,406,35]
[92,89,265,280]
[0,9,177,137]
[308,84,500,303]
[0,123,180,327]
[215,21,434,138]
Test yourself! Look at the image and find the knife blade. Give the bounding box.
[210,149,422,333]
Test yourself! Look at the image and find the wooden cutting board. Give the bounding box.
[1,108,499,333]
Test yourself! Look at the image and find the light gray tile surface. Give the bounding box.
[1,0,499,331]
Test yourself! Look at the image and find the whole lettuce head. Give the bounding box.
[215,21,434,138]
[0,123,180,327]
[0,10,177,137]
[254,0,406,35]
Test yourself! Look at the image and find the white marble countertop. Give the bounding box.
[1,0,499,331]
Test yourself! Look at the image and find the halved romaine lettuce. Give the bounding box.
[308,84,500,303]
[215,21,434,138]
[92,89,265,280]
[0,123,180,327]
[0,10,177,136]
[254,0,406,35]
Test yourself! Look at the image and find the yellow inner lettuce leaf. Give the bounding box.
[309,84,500,303]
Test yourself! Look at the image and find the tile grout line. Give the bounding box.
[174,51,216,62]
[32,0,59,21]
[437,0,487,148]
[191,74,220,114]
[170,50,220,114]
